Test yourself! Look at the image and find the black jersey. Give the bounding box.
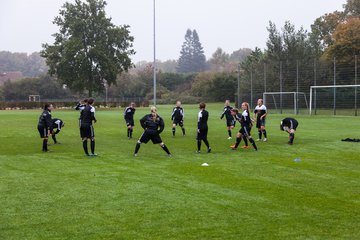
[171,107,184,121]
[52,118,63,133]
[235,109,252,128]
[198,109,209,130]
[220,106,234,121]
[140,114,165,133]
[38,110,53,131]
[80,105,96,125]
[254,105,267,119]
[281,118,298,130]
[124,106,136,120]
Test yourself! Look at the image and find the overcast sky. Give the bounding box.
[0,0,346,62]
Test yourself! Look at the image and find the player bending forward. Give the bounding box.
[280,117,299,145]
[230,102,257,151]
[134,106,171,157]
[51,118,64,144]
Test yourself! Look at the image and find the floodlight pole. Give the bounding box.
[153,0,157,106]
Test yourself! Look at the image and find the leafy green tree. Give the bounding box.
[324,17,360,63]
[41,0,135,97]
[345,0,360,16]
[177,29,206,73]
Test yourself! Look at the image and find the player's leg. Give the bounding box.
[201,128,210,152]
[82,137,89,155]
[288,129,295,144]
[196,131,202,153]
[134,132,148,156]
[172,123,176,137]
[159,142,171,156]
[227,125,232,138]
[129,125,134,138]
[231,131,242,149]
[179,122,185,136]
[242,136,249,148]
[261,120,267,141]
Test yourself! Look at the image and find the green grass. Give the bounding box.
[0,103,359,239]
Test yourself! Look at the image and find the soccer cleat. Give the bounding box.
[230,145,237,150]
[168,154,172,157]
[207,148,212,153]
[227,137,232,140]
[90,153,97,157]
[134,153,138,157]
[241,146,250,149]
[288,141,293,145]
[263,138,267,142]
[84,154,90,156]
[196,150,201,154]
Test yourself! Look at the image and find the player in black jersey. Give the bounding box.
[280,117,299,145]
[171,101,185,137]
[134,106,171,157]
[51,118,64,144]
[75,99,88,132]
[80,98,97,156]
[254,98,268,142]
[230,102,257,151]
[220,100,235,139]
[197,102,211,153]
[124,102,136,139]
[37,103,53,152]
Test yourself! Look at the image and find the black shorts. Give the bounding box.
[80,124,95,138]
[38,125,48,138]
[173,119,184,127]
[125,119,134,127]
[256,118,266,129]
[139,130,162,144]
[197,128,208,141]
[226,119,236,127]
[239,126,251,137]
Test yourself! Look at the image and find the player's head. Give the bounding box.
[88,98,94,105]
[150,106,157,118]
[230,108,238,116]
[257,98,263,106]
[225,100,230,106]
[241,102,249,111]
[83,98,88,104]
[130,102,135,107]
[176,101,181,107]
[280,121,284,131]
[44,103,53,111]
[199,102,206,109]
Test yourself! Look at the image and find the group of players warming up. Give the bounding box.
[37,98,299,155]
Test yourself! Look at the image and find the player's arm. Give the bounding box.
[220,109,225,119]
[171,108,175,120]
[139,115,147,129]
[158,117,165,134]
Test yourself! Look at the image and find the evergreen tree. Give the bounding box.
[177,29,206,73]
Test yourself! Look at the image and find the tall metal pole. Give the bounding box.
[237,63,240,108]
[296,60,299,115]
[153,0,157,106]
[333,56,336,115]
[355,55,358,116]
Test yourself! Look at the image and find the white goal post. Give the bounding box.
[263,92,309,115]
[309,84,360,115]
[29,95,40,102]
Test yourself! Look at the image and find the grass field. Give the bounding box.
[0,103,359,239]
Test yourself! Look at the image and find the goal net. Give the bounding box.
[309,85,360,116]
[263,92,309,115]
[29,95,40,102]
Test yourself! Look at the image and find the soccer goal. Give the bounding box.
[309,85,360,116]
[29,95,40,102]
[263,92,309,115]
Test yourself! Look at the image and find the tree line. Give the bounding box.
[0,0,359,104]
